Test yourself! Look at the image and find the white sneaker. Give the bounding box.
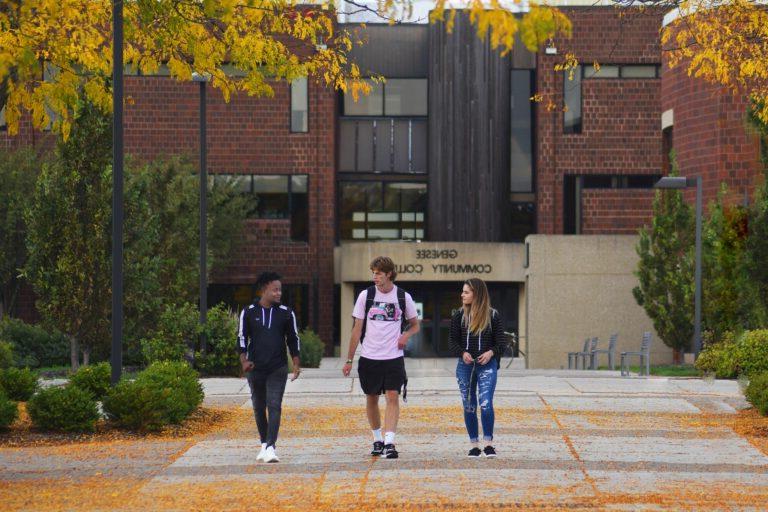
[263,445,279,463]
[256,443,267,462]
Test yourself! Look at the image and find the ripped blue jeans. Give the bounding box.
[456,359,498,443]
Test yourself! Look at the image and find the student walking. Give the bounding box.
[342,256,420,459]
[237,271,301,463]
[449,278,506,458]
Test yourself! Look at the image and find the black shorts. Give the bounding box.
[358,356,407,396]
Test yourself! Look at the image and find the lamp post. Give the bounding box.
[192,72,210,351]
[111,0,124,385]
[654,175,703,358]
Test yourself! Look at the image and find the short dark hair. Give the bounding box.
[255,271,282,292]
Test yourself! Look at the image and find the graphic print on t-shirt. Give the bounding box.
[368,302,401,322]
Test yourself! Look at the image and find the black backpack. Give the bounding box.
[359,285,408,344]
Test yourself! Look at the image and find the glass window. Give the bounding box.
[291,77,308,132]
[384,79,428,116]
[340,181,426,240]
[583,65,619,79]
[563,66,582,134]
[621,65,658,78]
[253,175,289,218]
[509,202,536,242]
[343,80,383,116]
[290,175,309,241]
[510,70,533,192]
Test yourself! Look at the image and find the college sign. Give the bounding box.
[336,242,526,283]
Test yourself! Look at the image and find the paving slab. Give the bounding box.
[543,396,701,414]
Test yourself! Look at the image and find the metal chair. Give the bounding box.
[620,332,652,376]
[577,337,599,370]
[591,333,617,370]
[568,338,590,369]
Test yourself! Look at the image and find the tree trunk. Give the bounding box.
[82,347,90,367]
[70,336,80,372]
[673,348,683,365]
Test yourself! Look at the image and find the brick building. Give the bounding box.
[2,1,762,364]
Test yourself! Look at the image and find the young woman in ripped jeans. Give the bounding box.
[449,278,506,458]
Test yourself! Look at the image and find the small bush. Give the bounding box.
[28,385,100,432]
[0,367,39,401]
[0,391,18,429]
[195,304,239,376]
[696,330,768,379]
[103,361,203,431]
[0,340,13,369]
[745,372,768,416]
[0,318,69,368]
[736,330,768,377]
[102,379,168,432]
[141,302,199,364]
[298,329,324,368]
[138,361,203,423]
[69,362,112,400]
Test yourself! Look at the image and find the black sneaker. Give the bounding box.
[371,441,384,456]
[483,446,497,458]
[468,447,482,458]
[382,444,399,459]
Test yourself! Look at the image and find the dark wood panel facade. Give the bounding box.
[428,14,511,241]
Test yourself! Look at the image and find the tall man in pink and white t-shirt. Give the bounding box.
[342,256,420,459]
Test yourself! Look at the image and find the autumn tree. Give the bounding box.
[0,1,574,137]
[634,154,696,358]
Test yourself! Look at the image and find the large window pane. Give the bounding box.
[384,79,428,116]
[510,70,533,192]
[357,121,374,171]
[563,66,582,134]
[583,65,619,79]
[339,121,357,171]
[374,119,393,172]
[340,181,426,240]
[621,65,658,78]
[290,175,308,241]
[343,80,383,115]
[253,175,289,218]
[290,77,308,132]
[411,120,427,173]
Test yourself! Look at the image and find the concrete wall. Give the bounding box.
[525,235,672,369]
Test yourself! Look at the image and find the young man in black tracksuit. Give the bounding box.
[237,271,301,463]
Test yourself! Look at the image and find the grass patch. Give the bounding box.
[598,364,700,377]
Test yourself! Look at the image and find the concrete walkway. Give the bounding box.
[3,359,767,511]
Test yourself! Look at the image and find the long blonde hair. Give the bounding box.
[461,278,492,335]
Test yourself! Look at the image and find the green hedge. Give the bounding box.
[0,318,69,368]
[194,305,239,376]
[298,329,324,368]
[696,330,768,379]
[69,362,112,400]
[103,361,203,431]
[0,367,39,401]
[28,385,100,432]
[0,340,13,369]
[745,372,768,416]
[0,391,18,429]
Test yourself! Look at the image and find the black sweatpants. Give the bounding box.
[246,365,288,447]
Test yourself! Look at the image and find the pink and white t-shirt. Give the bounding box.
[353,285,418,360]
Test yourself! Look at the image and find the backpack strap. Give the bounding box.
[359,285,377,344]
[397,286,408,333]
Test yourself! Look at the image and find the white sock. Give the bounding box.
[260,443,266,451]
[372,429,383,442]
[384,431,395,445]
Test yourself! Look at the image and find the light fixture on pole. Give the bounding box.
[654,175,703,358]
[192,72,211,352]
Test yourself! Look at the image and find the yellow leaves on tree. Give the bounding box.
[0,0,366,138]
[661,0,768,124]
[430,0,572,56]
